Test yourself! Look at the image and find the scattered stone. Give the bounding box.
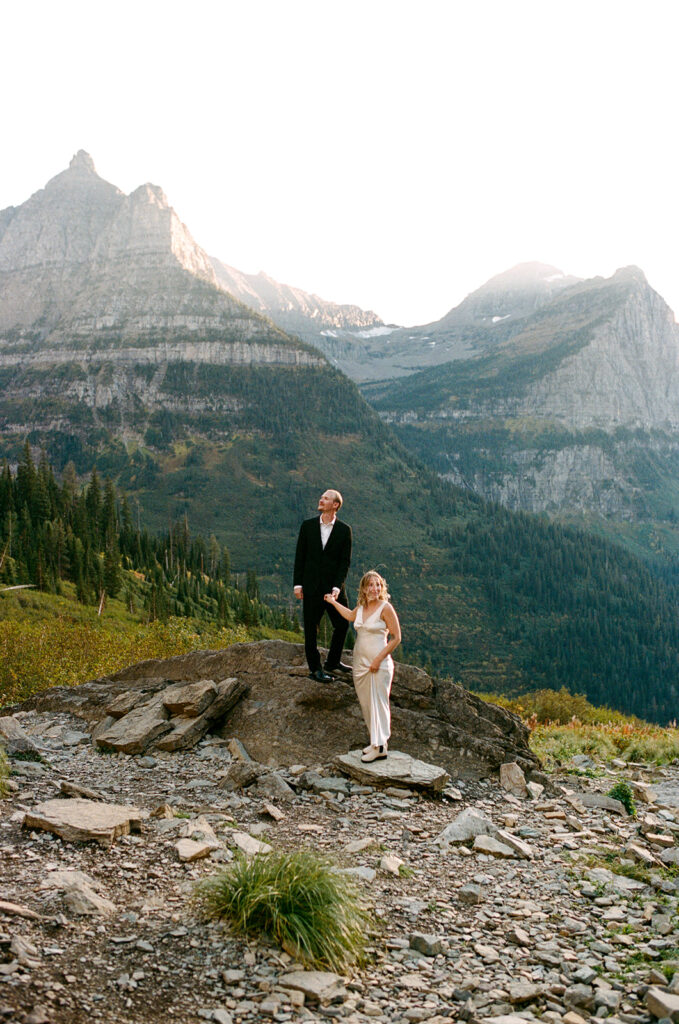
[219,761,267,791]
[261,801,285,821]
[500,762,528,798]
[507,981,543,1004]
[495,829,534,859]
[436,808,498,846]
[59,780,105,801]
[344,837,379,854]
[339,866,376,883]
[22,798,146,847]
[254,772,296,802]
[176,838,214,862]
[458,883,484,904]
[229,831,272,856]
[473,943,500,964]
[646,985,679,1020]
[579,793,628,816]
[227,738,252,761]
[380,855,405,875]
[0,716,41,756]
[473,835,516,858]
[41,870,117,916]
[409,932,443,957]
[278,971,345,1003]
[0,900,41,920]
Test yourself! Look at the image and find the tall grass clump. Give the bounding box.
[196,850,369,969]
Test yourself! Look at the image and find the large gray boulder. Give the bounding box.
[8,640,538,776]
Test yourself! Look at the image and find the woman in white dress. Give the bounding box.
[324,571,401,762]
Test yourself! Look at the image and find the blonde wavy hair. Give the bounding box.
[357,571,390,607]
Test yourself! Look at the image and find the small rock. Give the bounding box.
[473,835,515,858]
[230,831,272,856]
[380,855,405,876]
[646,986,679,1020]
[500,762,528,798]
[227,737,252,761]
[409,932,442,957]
[176,838,214,862]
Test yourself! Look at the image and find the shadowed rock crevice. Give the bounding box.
[12,640,538,777]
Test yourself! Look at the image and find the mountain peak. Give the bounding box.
[69,150,97,174]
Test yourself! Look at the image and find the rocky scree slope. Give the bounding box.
[2,673,679,1024]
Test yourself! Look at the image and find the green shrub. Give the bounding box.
[0,745,8,797]
[476,687,641,726]
[196,850,369,969]
[607,781,637,816]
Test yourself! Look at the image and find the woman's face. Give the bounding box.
[365,576,381,601]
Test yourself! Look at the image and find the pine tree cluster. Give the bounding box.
[0,444,295,631]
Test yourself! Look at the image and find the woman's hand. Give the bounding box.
[324,593,337,605]
[369,657,382,672]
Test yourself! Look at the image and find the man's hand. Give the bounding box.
[294,586,303,600]
[331,587,340,599]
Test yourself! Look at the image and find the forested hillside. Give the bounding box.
[0,446,290,633]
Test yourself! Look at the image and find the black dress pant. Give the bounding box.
[302,590,349,671]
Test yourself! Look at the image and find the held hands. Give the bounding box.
[324,592,337,605]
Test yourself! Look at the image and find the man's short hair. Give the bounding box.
[328,489,343,509]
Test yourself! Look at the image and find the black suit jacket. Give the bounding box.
[293,517,352,597]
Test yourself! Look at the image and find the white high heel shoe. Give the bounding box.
[363,740,388,755]
[361,744,388,763]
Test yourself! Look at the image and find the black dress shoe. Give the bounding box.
[309,668,334,683]
[324,661,351,675]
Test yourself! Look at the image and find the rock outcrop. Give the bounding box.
[12,640,538,777]
[371,267,679,539]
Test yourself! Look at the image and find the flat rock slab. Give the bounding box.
[579,792,627,815]
[334,750,449,791]
[22,799,146,847]
[162,679,217,717]
[94,698,171,754]
[279,970,345,1003]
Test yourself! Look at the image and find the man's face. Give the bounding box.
[318,491,339,515]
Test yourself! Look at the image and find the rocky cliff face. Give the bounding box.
[0,151,308,357]
[371,269,679,548]
[210,257,390,372]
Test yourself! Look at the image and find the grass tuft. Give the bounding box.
[607,781,636,817]
[196,849,369,969]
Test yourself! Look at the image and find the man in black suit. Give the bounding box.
[294,488,352,683]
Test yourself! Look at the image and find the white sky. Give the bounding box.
[2,0,678,327]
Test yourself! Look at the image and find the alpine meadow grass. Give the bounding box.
[196,850,369,969]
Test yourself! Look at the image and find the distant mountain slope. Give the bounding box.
[366,267,679,558]
[326,262,581,381]
[3,154,679,722]
[209,256,391,374]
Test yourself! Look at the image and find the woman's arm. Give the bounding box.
[324,594,358,622]
[369,603,401,672]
